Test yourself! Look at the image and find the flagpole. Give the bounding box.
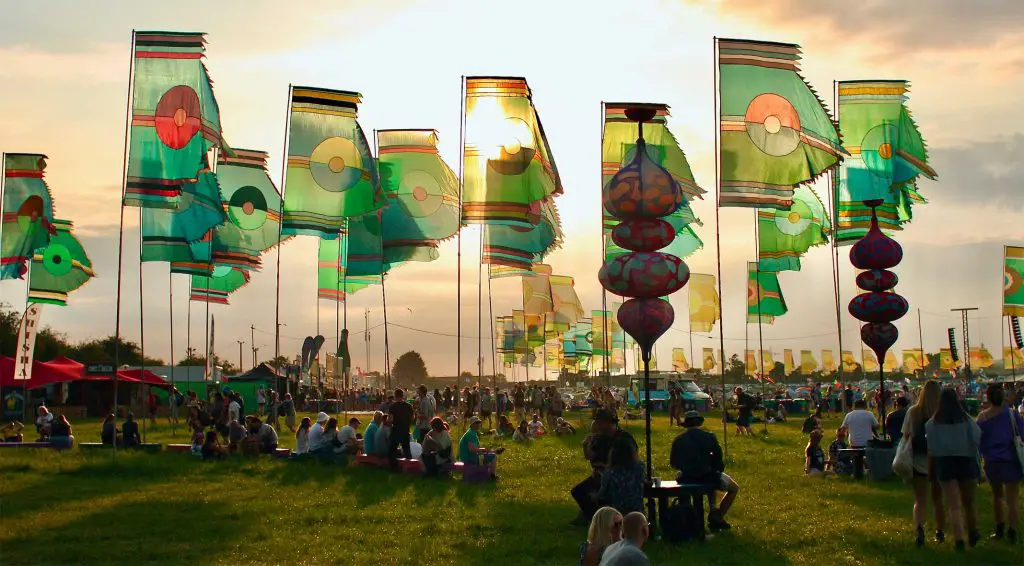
[488,264,497,390]
[917,308,924,379]
[137,206,148,442]
[457,75,466,383]
[477,225,484,386]
[335,230,341,391]
[169,267,175,436]
[830,80,846,388]
[21,267,31,423]
[712,37,729,456]
[600,101,611,388]
[113,30,137,444]
[275,84,293,395]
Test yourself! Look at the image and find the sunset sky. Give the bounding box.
[1,0,1022,378]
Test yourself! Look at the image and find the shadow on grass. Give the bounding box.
[2,498,246,565]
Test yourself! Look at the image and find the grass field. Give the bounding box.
[1,411,1020,565]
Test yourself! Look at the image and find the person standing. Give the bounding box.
[734,387,754,436]
[415,385,435,443]
[256,386,266,416]
[926,388,982,551]
[146,390,159,426]
[388,388,414,470]
[976,383,1023,543]
[480,387,495,430]
[885,396,909,441]
[598,511,649,566]
[282,393,296,433]
[901,380,945,546]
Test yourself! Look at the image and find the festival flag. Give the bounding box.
[316,237,379,300]
[462,77,561,226]
[703,347,717,371]
[592,310,612,357]
[800,350,817,373]
[969,346,994,369]
[1,154,55,280]
[1003,347,1024,369]
[522,265,554,316]
[836,81,936,244]
[482,198,562,270]
[939,348,958,370]
[760,350,775,374]
[688,273,720,333]
[549,274,584,330]
[672,348,690,372]
[717,39,842,209]
[883,351,899,372]
[561,328,577,363]
[27,220,94,306]
[12,303,43,382]
[212,149,283,270]
[489,264,535,279]
[524,313,545,348]
[512,310,528,355]
[377,129,460,266]
[126,32,225,208]
[189,265,250,304]
[602,103,704,263]
[902,348,924,373]
[822,349,837,373]
[757,185,830,272]
[744,350,757,376]
[575,319,593,359]
[840,350,858,372]
[862,349,879,372]
[282,87,383,238]
[747,262,787,323]
[140,163,227,274]
[345,213,385,277]
[1004,246,1024,316]
[783,349,795,374]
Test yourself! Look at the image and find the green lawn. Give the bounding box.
[0,411,1019,565]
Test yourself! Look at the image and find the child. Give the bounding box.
[553,417,577,436]
[513,420,532,442]
[190,427,204,457]
[528,414,546,437]
[827,426,851,474]
[805,428,826,476]
[495,415,515,437]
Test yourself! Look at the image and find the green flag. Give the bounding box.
[190,265,250,305]
[211,149,283,270]
[282,87,384,238]
[1005,246,1024,317]
[1,153,54,280]
[747,262,787,323]
[718,38,842,208]
[757,185,830,272]
[140,163,227,272]
[27,219,94,306]
[482,198,561,270]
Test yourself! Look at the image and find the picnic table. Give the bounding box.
[643,479,715,541]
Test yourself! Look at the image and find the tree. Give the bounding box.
[725,354,745,379]
[769,361,786,384]
[392,351,428,386]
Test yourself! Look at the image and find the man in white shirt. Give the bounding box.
[308,412,330,453]
[228,397,241,424]
[336,417,361,454]
[841,400,878,448]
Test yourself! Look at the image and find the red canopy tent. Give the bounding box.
[0,357,169,388]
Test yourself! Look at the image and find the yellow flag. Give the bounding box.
[703,347,717,371]
[783,349,794,374]
[902,349,924,372]
[822,350,836,373]
[745,350,757,375]
[862,349,879,372]
[939,348,958,370]
[672,348,690,372]
[760,350,774,374]
[688,274,720,333]
[800,350,817,373]
[841,350,858,372]
[1004,347,1024,368]
[883,351,899,372]
[969,346,994,369]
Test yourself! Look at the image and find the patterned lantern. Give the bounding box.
[848,199,907,419]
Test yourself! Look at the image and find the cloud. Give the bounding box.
[923,134,1024,209]
[696,0,1024,51]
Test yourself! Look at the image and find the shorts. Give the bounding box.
[737,415,752,427]
[984,460,1024,484]
[933,456,979,482]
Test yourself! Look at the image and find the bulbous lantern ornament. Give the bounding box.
[848,199,907,420]
[598,104,689,481]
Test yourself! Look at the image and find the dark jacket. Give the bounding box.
[670,428,724,483]
[122,420,141,446]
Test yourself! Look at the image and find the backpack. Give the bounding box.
[662,499,703,543]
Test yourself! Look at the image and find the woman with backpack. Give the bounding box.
[976,383,1024,543]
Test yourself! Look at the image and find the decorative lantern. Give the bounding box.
[598,105,689,481]
[848,199,907,421]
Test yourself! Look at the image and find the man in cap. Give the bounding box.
[458,416,503,479]
[570,408,638,525]
[670,410,737,531]
[308,412,330,453]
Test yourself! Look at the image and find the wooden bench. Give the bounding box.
[644,480,716,541]
[355,453,388,466]
[353,453,422,474]
[0,442,66,450]
[166,444,193,453]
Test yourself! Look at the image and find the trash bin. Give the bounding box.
[866,446,897,481]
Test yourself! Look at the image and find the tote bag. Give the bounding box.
[892,435,914,481]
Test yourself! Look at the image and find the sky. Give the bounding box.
[1,0,1022,378]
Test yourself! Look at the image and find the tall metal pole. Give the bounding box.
[917,308,924,379]
[830,80,846,388]
[236,340,245,372]
[456,76,466,382]
[712,37,728,457]
[275,84,293,392]
[169,267,175,437]
[951,307,979,395]
[250,324,256,367]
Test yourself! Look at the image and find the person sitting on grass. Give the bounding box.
[495,415,516,437]
[294,417,312,455]
[308,412,330,454]
[2,420,25,443]
[579,506,622,566]
[529,414,546,437]
[100,414,118,446]
[190,427,204,456]
[248,415,279,454]
[513,420,532,442]
[458,416,504,480]
[670,411,736,531]
[597,434,645,515]
[827,427,851,474]
[805,428,826,476]
[336,417,361,455]
[227,419,248,453]
[374,415,393,458]
[555,417,577,436]
[422,417,453,477]
[598,511,649,566]
[201,430,227,460]
[48,414,74,448]
[363,411,382,456]
[35,406,53,439]
[841,399,878,449]
[121,413,141,448]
